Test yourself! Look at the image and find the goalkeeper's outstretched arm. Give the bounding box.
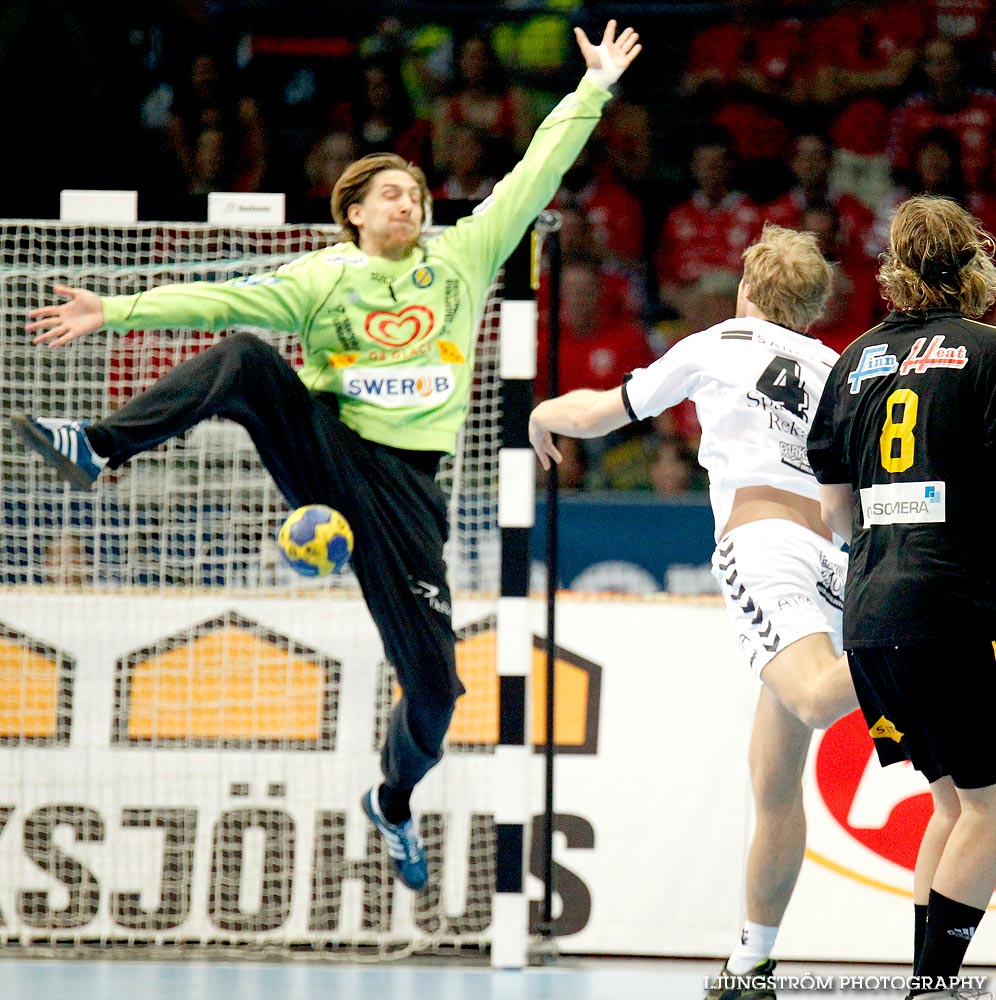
[529,387,630,470]
[441,19,640,290]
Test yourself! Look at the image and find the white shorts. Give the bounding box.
[711,519,846,679]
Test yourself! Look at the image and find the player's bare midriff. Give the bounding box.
[721,485,832,541]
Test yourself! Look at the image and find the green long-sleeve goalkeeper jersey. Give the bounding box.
[101,78,611,454]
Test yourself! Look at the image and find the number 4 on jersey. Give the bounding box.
[756,356,808,417]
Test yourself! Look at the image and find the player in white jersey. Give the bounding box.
[530,225,857,999]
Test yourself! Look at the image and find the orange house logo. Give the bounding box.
[376,616,602,754]
[0,622,73,745]
[5,610,600,755]
[112,610,340,750]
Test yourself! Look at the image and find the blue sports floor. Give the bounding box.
[1,957,982,1000]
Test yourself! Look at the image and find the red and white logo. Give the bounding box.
[815,710,931,872]
[899,335,968,376]
[365,305,435,348]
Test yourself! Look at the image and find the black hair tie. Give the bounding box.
[921,248,975,286]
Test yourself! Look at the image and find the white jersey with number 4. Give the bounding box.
[623,316,839,540]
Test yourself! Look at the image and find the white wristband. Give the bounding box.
[583,44,624,90]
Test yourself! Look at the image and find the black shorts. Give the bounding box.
[847,640,996,789]
[94,331,464,709]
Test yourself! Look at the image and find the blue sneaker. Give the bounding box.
[13,413,107,490]
[361,788,428,891]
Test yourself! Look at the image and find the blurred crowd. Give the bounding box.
[8,0,996,494]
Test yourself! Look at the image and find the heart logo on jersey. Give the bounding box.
[365,305,435,348]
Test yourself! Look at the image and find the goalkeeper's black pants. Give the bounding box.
[86,331,465,794]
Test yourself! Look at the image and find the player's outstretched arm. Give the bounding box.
[575,18,641,82]
[437,19,641,289]
[26,285,104,348]
[529,387,630,470]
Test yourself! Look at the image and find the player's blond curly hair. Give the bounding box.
[877,195,996,317]
[331,153,432,247]
[742,223,833,331]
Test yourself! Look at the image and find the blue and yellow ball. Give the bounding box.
[277,505,353,577]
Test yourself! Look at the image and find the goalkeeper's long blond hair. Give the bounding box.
[877,195,996,317]
[742,224,833,332]
[331,153,432,247]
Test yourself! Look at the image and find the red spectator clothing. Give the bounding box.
[596,99,651,184]
[576,170,645,264]
[109,330,303,405]
[830,97,895,156]
[803,4,927,77]
[762,187,876,271]
[109,330,213,405]
[536,266,644,329]
[684,18,805,91]
[711,100,792,163]
[670,399,702,446]
[535,316,655,395]
[888,90,996,189]
[761,189,805,228]
[656,191,763,287]
[439,91,518,143]
[801,4,927,156]
[807,265,880,355]
[385,118,435,171]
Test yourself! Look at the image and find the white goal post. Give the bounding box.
[0,207,539,965]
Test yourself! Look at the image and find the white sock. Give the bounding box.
[726,921,779,973]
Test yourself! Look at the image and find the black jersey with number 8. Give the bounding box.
[809,307,996,647]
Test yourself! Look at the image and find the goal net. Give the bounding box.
[0,220,515,957]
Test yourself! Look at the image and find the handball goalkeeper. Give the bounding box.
[14,19,641,892]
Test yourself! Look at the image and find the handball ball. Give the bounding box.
[277,505,354,577]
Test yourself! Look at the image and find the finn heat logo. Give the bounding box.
[847,344,897,393]
[899,335,968,375]
[848,337,970,394]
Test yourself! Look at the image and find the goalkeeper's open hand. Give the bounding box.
[26,285,105,348]
[575,19,641,89]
